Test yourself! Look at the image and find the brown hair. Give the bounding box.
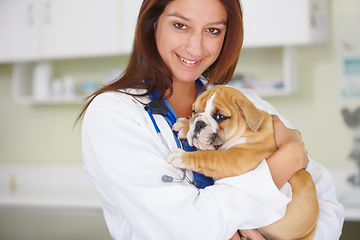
[77,0,243,122]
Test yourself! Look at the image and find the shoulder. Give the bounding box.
[89,89,148,108]
[84,90,150,126]
[88,89,148,112]
[238,88,275,112]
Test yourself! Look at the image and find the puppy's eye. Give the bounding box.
[192,110,196,114]
[215,114,230,122]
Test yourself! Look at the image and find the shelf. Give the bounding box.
[28,97,86,106]
[228,46,298,97]
[12,62,98,105]
[12,47,298,105]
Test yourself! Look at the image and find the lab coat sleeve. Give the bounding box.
[81,92,291,240]
[307,159,345,240]
[241,89,345,240]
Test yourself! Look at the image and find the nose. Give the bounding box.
[194,120,206,133]
[186,32,203,58]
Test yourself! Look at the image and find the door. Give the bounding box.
[40,0,121,58]
[0,0,40,62]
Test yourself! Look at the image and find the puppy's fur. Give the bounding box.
[167,85,319,240]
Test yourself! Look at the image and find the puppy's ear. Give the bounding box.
[235,98,264,131]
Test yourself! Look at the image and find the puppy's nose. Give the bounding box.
[194,120,206,133]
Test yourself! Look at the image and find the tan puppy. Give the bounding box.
[167,85,319,240]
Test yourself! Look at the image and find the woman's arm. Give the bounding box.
[267,115,309,189]
[269,115,344,239]
[239,89,344,239]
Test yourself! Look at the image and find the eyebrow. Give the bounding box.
[167,12,227,26]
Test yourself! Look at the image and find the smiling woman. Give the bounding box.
[77,0,344,239]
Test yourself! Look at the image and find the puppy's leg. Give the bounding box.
[172,118,190,139]
[259,170,319,240]
[168,148,265,179]
[167,149,187,169]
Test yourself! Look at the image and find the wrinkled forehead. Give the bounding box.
[194,89,234,112]
[204,92,217,113]
[193,89,217,111]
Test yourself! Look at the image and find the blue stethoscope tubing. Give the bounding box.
[146,79,205,150]
[145,79,206,188]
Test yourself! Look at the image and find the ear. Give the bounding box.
[235,98,264,131]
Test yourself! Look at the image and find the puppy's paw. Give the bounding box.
[167,148,186,169]
[172,118,189,131]
[172,118,190,139]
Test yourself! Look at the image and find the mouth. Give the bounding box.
[189,133,223,151]
[176,54,201,66]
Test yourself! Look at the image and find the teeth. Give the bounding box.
[179,55,199,64]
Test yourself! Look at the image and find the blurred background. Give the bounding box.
[0,0,359,239]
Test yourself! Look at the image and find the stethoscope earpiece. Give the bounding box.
[162,175,174,183]
[162,174,200,187]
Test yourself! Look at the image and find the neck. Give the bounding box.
[166,81,198,118]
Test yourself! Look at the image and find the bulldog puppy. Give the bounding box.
[167,85,319,240]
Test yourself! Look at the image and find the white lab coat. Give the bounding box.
[82,87,344,240]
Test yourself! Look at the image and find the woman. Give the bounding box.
[79,0,344,239]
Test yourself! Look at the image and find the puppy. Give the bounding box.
[167,85,319,240]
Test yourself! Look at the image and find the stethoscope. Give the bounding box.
[144,79,208,188]
[145,93,200,188]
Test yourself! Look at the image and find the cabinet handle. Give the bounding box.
[26,2,34,26]
[44,0,51,24]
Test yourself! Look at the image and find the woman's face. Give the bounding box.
[155,0,227,84]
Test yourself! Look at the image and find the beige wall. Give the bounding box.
[0,0,359,169]
[264,0,360,168]
[0,62,80,165]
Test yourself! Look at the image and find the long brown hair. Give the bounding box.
[77,0,243,122]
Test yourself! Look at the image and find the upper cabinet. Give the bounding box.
[0,0,40,61]
[4,0,329,102]
[0,0,327,63]
[0,0,142,63]
[241,0,328,47]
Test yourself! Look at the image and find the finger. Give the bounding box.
[271,114,281,124]
[271,115,286,130]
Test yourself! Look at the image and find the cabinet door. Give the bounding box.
[242,0,327,47]
[118,0,143,53]
[40,0,121,59]
[0,0,40,62]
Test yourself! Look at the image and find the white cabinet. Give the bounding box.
[0,0,40,61]
[8,0,328,104]
[241,0,327,47]
[39,0,120,59]
[0,0,142,62]
[1,0,327,62]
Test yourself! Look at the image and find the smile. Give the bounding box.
[177,54,200,65]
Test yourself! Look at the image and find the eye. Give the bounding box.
[192,110,196,114]
[174,22,187,30]
[214,113,230,122]
[207,28,220,34]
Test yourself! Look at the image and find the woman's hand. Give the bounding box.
[239,229,266,240]
[272,115,309,169]
[229,231,241,240]
[229,229,266,240]
[267,115,309,188]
